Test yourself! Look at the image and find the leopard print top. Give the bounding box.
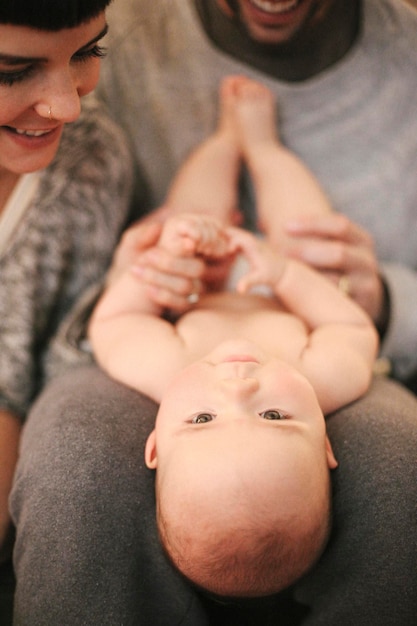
[0,96,133,419]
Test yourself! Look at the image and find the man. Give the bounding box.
[98,0,417,379]
[10,1,417,625]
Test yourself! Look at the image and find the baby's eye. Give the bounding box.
[260,409,286,420]
[191,413,215,424]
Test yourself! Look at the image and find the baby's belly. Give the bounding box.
[178,293,306,362]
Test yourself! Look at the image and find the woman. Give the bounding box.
[0,0,132,562]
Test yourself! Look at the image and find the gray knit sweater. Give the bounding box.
[98,0,417,383]
[0,97,133,419]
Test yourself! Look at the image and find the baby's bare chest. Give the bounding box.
[175,294,307,362]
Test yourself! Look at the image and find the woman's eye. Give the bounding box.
[73,44,107,63]
[191,413,215,424]
[260,409,286,420]
[0,66,34,87]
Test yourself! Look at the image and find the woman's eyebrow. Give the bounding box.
[0,23,109,65]
[78,23,109,50]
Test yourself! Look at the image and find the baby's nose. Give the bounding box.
[220,376,259,396]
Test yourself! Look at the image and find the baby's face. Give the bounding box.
[145,340,337,480]
[145,340,337,596]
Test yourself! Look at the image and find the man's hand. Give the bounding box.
[284,214,386,326]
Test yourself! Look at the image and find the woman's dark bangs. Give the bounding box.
[0,0,112,30]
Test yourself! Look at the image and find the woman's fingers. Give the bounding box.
[132,247,205,311]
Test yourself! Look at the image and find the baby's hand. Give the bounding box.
[226,227,287,294]
[159,213,233,259]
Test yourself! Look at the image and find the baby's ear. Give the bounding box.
[325,436,338,469]
[144,430,158,469]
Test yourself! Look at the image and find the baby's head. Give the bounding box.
[151,435,335,597]
[145,341,338,597]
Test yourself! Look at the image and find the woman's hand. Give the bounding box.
[284,214,387,328]
[132,245,206,312]
[107,208,206,312]
[150,213,236,309]
[106,205,174,286]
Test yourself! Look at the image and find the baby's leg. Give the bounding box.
[165,78,241,225]
[158,213,232,260]
[233,77,332,251]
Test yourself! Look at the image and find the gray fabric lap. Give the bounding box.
[10,369,417,625]
[10,365,209,626]
[294,375,417,625]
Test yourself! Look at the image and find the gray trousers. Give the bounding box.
[10,366,417,625]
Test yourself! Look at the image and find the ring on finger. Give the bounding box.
[187,279,201,304]
[187,292,199,304]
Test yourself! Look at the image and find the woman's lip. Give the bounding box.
[2,124,62,148]
[14,128,54,137]
[5,125,58,136]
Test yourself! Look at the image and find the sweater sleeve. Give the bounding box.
[380,262,417,383]
[0,96,134,420]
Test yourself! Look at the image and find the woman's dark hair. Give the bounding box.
[0,0,112,30]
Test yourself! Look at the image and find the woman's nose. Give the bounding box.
[33,70,83,123]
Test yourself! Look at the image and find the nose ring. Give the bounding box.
[48,106,53,121]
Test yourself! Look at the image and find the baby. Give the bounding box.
[89,77,378,598]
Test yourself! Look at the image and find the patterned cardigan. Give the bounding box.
[0,97,133,420]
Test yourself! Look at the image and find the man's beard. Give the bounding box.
[222,0,239,14]
[216,0,338,47]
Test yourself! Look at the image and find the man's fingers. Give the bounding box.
[285,214,373,247]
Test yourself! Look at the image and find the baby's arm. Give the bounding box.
[89,215,234,400]
[89,263,184,401]
[229,228,379,413]
[89,217,201,400]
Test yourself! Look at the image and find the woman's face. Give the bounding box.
[0,13,107,175]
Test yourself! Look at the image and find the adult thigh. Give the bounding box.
[10,365,209,626]
[293,376,417,626]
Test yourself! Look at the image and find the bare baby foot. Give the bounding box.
[216,75,242,145]
[231,76,280,157]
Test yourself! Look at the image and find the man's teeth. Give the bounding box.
[250,0,300,13]
[15,128,51,137]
